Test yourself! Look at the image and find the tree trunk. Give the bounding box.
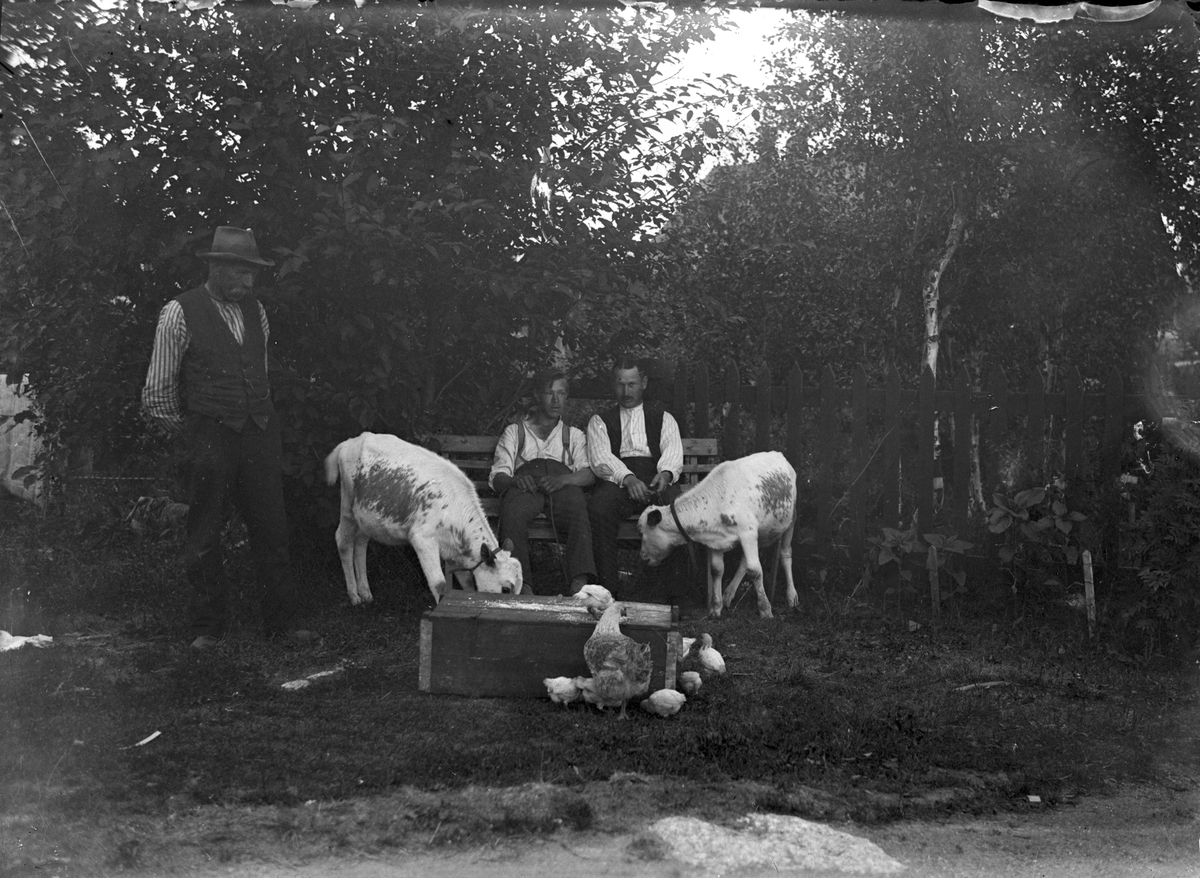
[920,194,970,379]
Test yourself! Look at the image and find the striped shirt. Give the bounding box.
[488,419,590,490]
[586,404,683,486]
[142,287,270,429]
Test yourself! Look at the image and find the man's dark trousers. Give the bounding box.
[587,457,697,605]
[498,459,595,595]
[182,413,294,637]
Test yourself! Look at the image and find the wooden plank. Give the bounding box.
[672,361,689,435]
[817,366,838,551]
[1027,369,1045,477]
[850,365,868,569]
[786,363,804,474]
[724,362,741,460]
[883,363,901,530]
[694,363,711,439]
[986,367,1008,493]
[1064,366,1084,480]
[918,365,936,539]
[755,363,772,453]
[1102,368,1124,568]
[953,367,972,537]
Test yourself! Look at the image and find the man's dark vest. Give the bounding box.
[600,401,663,462]
[175,285,273,432]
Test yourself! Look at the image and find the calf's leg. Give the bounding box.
[335,517,365,605]
[411,538,449,603]
[352,532,373,604]
[737,531,773,619]
[707,547,725,617]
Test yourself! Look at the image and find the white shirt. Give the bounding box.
[489,419,590,490]
[586,404,683,486]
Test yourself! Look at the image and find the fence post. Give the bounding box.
[1064,366,1084,481]
[755,363,773,453]
[817,366,838,555]
[918,365,936,539]
[787,364,805,603]
[1027,369,1046,479]
[1102,367,1124,570]
[883,363,901,529]
[986,367,1009,494]
[723,362,741,459]
[953,367,972,536]
[694,363,711,440]
[672,361,689,436]
[850,365,869,572]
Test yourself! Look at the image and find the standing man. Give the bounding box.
[143,226,315,651]
[490,369,596,595]
[587,356,695,609]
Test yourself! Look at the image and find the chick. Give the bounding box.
[678,670,702,696]
[543,675,582,706]
[696,633,726,675]
[641,688,686,717]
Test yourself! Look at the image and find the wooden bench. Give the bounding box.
[427,434,719,543]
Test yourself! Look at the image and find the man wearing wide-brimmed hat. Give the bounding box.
[143,226,316,650]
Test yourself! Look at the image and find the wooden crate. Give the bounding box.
[419,592,680,698]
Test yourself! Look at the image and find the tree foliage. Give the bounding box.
[658,10,1198,392]
[0,1,736,516]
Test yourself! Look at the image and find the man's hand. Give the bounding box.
[514,474,539,493]
[536,473,570,493]
[622,474,653,503]
[649,471,674,495]
[148,417,183,441]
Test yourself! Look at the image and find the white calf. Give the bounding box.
[324,432,522,604]
[638,451,797,619]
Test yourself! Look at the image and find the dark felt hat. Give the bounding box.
[196,226,276,267]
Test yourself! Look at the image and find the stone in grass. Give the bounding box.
[642,813,905,874]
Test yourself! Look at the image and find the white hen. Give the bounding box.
[696,633,726,675]
[573,584,615,615]
[543,676,582,706]
[678,670,702,696]
[641,688,686,717]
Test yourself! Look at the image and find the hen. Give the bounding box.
[583,602,652,719]
[641,688,686,717]
[678,670,702,696]
[697,633,726,675]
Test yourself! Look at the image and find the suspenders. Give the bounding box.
[515,418,574,468]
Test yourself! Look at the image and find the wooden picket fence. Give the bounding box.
[572,361,1156,574]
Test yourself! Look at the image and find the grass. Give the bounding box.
[0,487,1192,873]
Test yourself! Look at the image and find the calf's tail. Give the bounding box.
[324,443,343,487]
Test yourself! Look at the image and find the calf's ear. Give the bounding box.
[646,509,663,528]
[501,538,514,554]
[480,543,495,565]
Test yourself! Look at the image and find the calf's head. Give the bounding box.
[472,538,523,594]
[637,507,679,565]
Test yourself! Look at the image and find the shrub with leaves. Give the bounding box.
[986,480,1089,597]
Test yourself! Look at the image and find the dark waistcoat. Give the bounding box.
[175,285,273,432]
[600,401,663,461]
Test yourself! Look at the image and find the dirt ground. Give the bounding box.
[153,654,1200,876]
[9,661,1195,878]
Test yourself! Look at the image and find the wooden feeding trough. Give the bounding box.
[419,592,681,698]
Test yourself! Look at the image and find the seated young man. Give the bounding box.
[489,369,596,595]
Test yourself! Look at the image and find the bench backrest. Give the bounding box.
[429,433,720,499]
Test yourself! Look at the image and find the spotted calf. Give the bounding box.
[638,451,797,619]
[324,432,522,604]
